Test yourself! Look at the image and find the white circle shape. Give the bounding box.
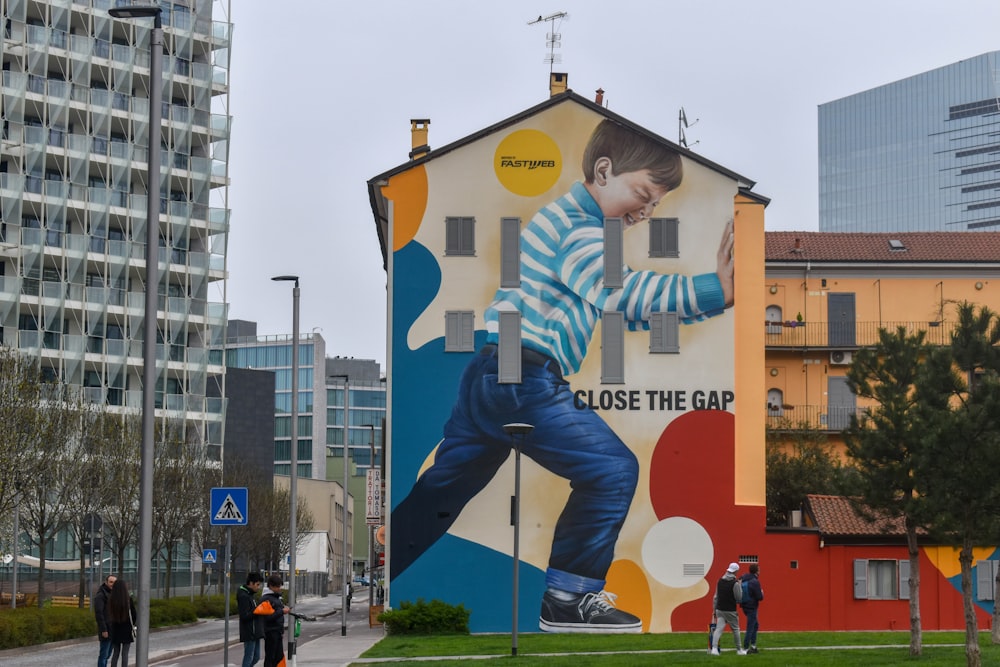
[641,516,714,588]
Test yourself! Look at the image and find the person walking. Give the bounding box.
[237,572,265,667]
[711,562,746,656]
[107,579,137,667]
[740,563,764,653]
[94,574,117,667]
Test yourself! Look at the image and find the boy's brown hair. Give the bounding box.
[582,119,683,190]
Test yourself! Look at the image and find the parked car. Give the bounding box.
[353,575,370,587]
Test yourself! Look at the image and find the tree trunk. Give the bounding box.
[78,548,87,606]
[960,541,981,667]
[164,545,173,599]
[993,566,1000,644]
[906,527,922,655]
[36,536,47,608]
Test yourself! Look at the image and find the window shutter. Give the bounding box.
[976,560,997,601]
[444,311,474,352]
[445,217,475,256]
[853,559,868,599]
[445,217,461,255]
[603,217,623,289]
[649,217,679,258]
[898,559,910,600]
[498,311,521,384]
[461,217,475,254]
[500,217,521,288]
[649,311,680,353]
[601,311,625,384]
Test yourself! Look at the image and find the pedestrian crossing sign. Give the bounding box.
[210,487,248,526]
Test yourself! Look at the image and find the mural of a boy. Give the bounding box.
[392,119,735,632]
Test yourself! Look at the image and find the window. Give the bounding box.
[649,312,679,353]
[499,217,521,287]
[603,217,623,289]
[977,560,999,601]
[444,310,474,352]
[497,310,521,384]
[853,559,906,600]
[444,216,475,256]
[601,311,625,384]
[649,218,679,258]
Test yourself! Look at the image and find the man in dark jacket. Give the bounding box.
[93,574,117,667]
[237,572,264,667]
[740,563,764,653]
[260,574,291,667]
[711,562,745,656]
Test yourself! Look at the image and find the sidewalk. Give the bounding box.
[291,622,386,667]
[146,591,386,666]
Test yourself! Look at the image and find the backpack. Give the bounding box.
[740,579,750,603]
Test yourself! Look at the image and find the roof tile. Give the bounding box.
[766,232,1000,263]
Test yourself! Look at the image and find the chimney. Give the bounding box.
[549,72,568,97]
[594,88,604,106]
[409,119,431,160]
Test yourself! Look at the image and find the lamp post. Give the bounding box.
[271,275,300,661]
[366,423,375,620]
[502,422,534,657]
[329,374,351,636]
[107,6,162,666]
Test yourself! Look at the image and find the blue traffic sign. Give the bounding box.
[210,487,248,526]
[203,549,217,564]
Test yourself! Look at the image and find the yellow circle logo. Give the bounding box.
[494,129,562,197]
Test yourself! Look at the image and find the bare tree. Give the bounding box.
[66,408,119,605]
[20,384,85,606]
[0,348,47,516]
[152,420,215,598]
[100,413,142,576]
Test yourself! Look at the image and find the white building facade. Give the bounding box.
[0,0,232,458]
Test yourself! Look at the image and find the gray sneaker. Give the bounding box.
[539,590,642,633]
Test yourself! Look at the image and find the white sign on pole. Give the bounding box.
[366,469,382,525]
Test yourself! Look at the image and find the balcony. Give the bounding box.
[765,320,955,348]
[766,405,866,432]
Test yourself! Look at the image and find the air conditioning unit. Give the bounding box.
[830,350,853,365]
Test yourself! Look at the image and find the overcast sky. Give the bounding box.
[220,0,1000,367]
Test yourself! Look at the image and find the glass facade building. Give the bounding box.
[225,326,328,479]
[819,51,1000,232]
[0,0,232,456]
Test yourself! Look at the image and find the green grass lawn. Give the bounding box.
[359,631,1000,665]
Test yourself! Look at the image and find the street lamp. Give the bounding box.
[502,422,534,657]
[328,373,351,636]
[271,275,300,662]
[366,423,376,620]
[107,6,162,666]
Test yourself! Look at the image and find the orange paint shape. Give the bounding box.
[606,559,651,632]
[382,166,428,252]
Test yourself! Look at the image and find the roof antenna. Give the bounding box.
[528,11,569,75]
[679,107,699,149]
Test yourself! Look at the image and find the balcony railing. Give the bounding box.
[766,405,867,432]
[765,320,956,348]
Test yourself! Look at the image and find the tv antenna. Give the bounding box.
[528,11,568,74]
[678,107,699,149]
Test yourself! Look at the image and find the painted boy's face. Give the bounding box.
[594,165,670,226]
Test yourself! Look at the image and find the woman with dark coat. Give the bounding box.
[107,578,137,667]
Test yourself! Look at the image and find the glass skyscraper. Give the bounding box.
[1,0,232,457]
[819,51,1000,232]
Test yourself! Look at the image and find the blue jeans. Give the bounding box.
[392,350,638,592]
[242,638,260,667]
[742,606,759,648]
[98,636,112,667]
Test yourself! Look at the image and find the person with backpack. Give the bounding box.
[710,562,746,656]
[740,563,764,654]
[237,572,265,667]
[257,573,291,667]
